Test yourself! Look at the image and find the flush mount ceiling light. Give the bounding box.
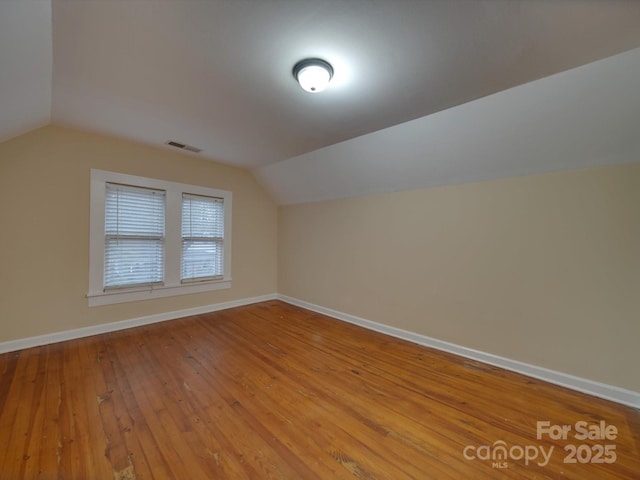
[292,58,334,93]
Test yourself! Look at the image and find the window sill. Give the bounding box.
[87,279,231,307]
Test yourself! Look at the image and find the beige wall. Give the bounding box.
[279,164,640,392]
[2,125,638,393]
[0,126,278,342]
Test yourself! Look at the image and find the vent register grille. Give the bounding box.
[165,140,202,153]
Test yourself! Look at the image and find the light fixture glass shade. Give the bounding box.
[293,59,333,93]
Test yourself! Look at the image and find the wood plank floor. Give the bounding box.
[0,300,638,479]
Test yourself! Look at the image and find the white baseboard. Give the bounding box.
[278,294,640,409]
[0,293,278,354]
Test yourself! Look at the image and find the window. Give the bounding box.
[104,183,166,289]
[89,170,232,306]
[181,194,224,283]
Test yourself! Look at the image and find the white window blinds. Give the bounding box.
[104,183,165,289]
[181,193,224,282]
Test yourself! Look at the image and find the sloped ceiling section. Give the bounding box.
[255,47,640,205]
[0,1,52,142]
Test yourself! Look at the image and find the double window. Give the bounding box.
[89,170,232,306]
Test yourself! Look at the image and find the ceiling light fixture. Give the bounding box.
[292,58,334,93]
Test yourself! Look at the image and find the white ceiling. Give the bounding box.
[2,0,640,204]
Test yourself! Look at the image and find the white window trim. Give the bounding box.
[88,169,232,307]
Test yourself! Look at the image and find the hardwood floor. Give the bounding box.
[0,300,638,479]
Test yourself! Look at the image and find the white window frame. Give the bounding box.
[88,169,232,307]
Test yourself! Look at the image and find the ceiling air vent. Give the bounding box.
[165,140,202,153]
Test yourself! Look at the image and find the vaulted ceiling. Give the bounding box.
[2,0,640,204]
